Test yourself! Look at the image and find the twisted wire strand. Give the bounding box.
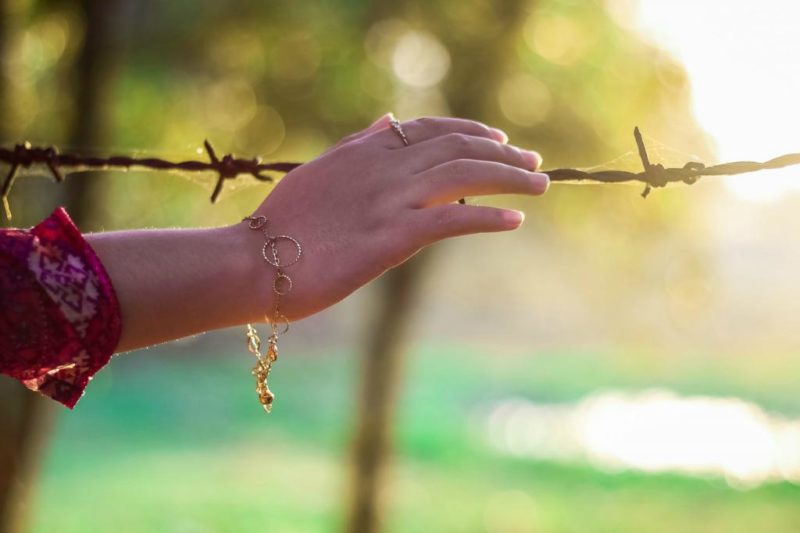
[2,128,800,219]
[0,140,302,219]
[547,127,800,198]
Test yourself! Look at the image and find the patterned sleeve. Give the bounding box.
[0,206,122,409]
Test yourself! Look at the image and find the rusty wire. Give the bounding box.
[0,140,302,219]
[2,128,800,220]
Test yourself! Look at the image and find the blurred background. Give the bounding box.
[2,0,800,531]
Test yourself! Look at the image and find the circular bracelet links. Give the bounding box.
[242,214,302,413]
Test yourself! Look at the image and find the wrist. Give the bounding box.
[217,221,276,325]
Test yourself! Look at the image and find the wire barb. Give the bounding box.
[634,127,654,198]
[546,127,800,198]
[0,141,303,219]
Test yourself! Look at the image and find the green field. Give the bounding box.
[27,341,800,532]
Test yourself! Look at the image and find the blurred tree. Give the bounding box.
[0,0,6,140]
[346,2,530,532]
[0,3,49,531]
[0,1,122,531]
[63,0,122,230]
[347,253,431,533]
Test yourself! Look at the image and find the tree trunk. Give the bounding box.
[345,252,431,533]
[0,0,6,142]
[0,1,120,531]
[345,2,530,531]
[63,0,120,231]
[0,391,53,533]
[0,3,55,532]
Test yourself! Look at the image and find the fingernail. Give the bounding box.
[491,128,509,144]
[504,210,525,228]
[530,172,550,193]
[522,149,542,170]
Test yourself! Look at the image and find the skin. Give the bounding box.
[85,114,548,353]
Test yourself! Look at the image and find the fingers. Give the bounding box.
[401,133,542,174]
[371,116,508,148]
[408,159,549,207]
[411,204,527,244]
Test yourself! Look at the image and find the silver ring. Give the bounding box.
[389,118,410,147]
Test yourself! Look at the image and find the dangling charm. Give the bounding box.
[246,323,275,413]
[246,324,261,356]
[252,357,275,413]
[267,333,278,362]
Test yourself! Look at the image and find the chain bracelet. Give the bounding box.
[242,215,302,413]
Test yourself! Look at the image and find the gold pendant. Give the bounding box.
[252,358,274,413]
[267,334,278,362]
[246,324,275,413]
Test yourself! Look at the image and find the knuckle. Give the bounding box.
[467,119,493,137]
[511,166,531,181]
[511,169,538,193]
[446,132,472,150]
[509,144,529,161]
[414,116,437,130]
[433,206,457,228]
[441,158,472,176]
[418,159,473,191]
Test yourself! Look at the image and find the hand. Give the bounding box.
[85,114,548,352]
[241,114,549,322]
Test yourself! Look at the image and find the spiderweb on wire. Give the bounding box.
[579,132,705,176]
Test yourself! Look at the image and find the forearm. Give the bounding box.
[85,222,272,353]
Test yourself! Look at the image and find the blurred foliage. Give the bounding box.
[3,0,722,348]
[28,342,800,532]
[5,0,710,230]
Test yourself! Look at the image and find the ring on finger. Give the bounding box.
[389,118,410,147]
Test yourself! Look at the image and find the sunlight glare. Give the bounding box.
[486,389,800,488]
[633,0,800,202]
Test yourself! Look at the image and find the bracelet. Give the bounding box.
[242,214,302,413]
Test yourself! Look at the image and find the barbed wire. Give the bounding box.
[0,140,302,219]
[3,128,800,220]
[547,127,800,198]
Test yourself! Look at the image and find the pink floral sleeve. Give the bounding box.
[0,206,122,408]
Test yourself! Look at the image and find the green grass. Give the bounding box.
[26,341,800,532]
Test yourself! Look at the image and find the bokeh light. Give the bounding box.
[498,73,552,127]
[391,30,450,88]
[634,0,800,202]
[523,11,594,66]
[487,389,800,488]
